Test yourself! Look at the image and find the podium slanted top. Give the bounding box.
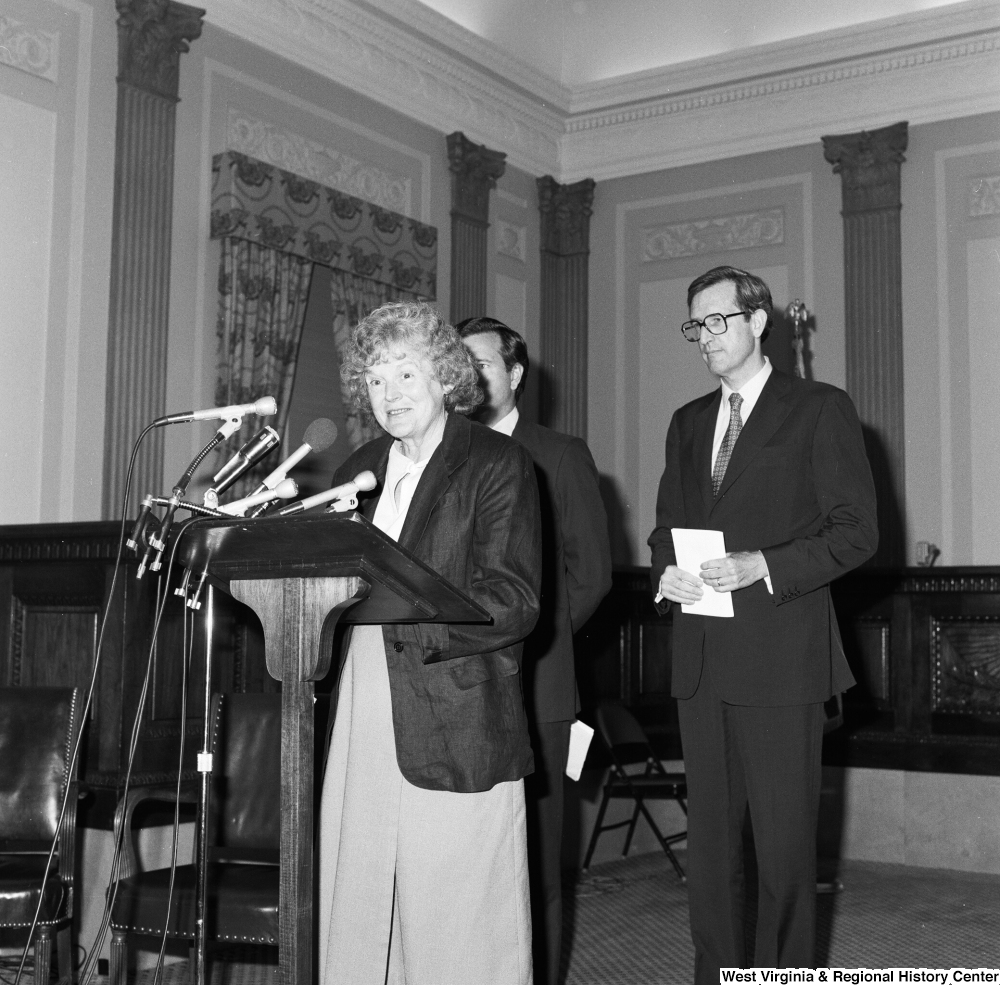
[177,510,490,625]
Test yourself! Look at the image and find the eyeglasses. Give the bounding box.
[681,311,749,342]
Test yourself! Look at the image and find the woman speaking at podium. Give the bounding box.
[317,301,542,985]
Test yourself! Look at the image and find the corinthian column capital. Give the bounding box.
[116,0,205,100]
[822,121,908,214]
[446,131,507,225]
[537,176,596,256]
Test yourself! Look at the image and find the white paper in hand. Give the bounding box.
[565,720,594,781]
[670,528,734,618]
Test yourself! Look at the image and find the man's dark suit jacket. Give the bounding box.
[329,412,542,793]
[648,369,878,705]
[512,418,612,723]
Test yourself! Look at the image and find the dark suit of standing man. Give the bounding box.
[648,267,877,982]
[458,317,612,985]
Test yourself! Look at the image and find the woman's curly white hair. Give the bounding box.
[340,301,482,429]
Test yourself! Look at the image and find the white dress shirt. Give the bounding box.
[710,356,773,473]
[709,356,773,593]
[492,406,519,436]
[373,443,432,542]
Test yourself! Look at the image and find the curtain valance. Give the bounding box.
[211,150,437,298]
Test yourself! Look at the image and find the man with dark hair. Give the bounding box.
[457,316,612,985]
[648,266,877,981]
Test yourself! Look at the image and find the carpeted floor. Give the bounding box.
[561,852,1000,985]
[122,851,1000,984]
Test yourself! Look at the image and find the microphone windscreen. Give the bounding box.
[303,418,338,453]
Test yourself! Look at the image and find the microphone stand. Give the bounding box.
[125,413,245,985]
[137,419,241,578]
[195,583,215,985]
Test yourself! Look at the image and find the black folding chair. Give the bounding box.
[582,701,687,881]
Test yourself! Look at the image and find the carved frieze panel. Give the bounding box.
[495,220,526,262]
[0,16,59,82]
[933,616,1000,716]
[227,109,413,216]
[642,208,785,261]
[969,175,1000,218]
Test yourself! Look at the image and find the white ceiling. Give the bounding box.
[377,0,967,87]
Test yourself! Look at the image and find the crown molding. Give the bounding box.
[201,0,1000,184]
[201,0,564,176]
[561,18,1000,181]
[355,0,571,112]
[568,0,1000,114]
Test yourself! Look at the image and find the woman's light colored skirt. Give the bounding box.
[318,625,533,985]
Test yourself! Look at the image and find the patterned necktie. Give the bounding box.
[712,392,743,497]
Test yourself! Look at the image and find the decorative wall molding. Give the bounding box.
[0,16,59,82]
[969,174,1000,216]
[496,220,526,262]
[561,24,1000,181]
[0,526,120,562]
[901,571,1000,593]
[226,108,413,215]
[642,208,785,262]
[202,0,1000,183]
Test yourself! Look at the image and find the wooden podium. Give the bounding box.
[178,510,489,984]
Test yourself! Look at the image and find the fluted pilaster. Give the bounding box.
[102,0,204,518]
[537,176,594,439]
[823,121,908,566]
[446,132,505,323]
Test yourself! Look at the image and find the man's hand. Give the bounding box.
[700,551,768,593]
[657,565,704,604]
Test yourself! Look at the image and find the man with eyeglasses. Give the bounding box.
[648,265,877,981]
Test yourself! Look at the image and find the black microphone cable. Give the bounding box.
[77,514,205,985]
[12,419,160,985]
[149,551,199,985]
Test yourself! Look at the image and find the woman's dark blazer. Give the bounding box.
[329,411,542,794]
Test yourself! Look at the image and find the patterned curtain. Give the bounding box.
[330,270,419,450]
[214,237,313,496]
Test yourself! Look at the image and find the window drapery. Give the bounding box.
[213,238,313,496]
[210,150,438,481]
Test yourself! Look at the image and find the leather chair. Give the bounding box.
[581,700,688,881]
[108,691,287,984]
[0,686,83,985]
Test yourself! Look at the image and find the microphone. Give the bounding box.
[276,471,377,516]
[250,418,338,495]
[126,495,154,551]
[218,477,299,517]
[205,426,280,503]
[153,396,277,426]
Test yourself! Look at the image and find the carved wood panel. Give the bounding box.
[847,618,891,705]
[932,616,1000,716]
[11,601,98,691]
